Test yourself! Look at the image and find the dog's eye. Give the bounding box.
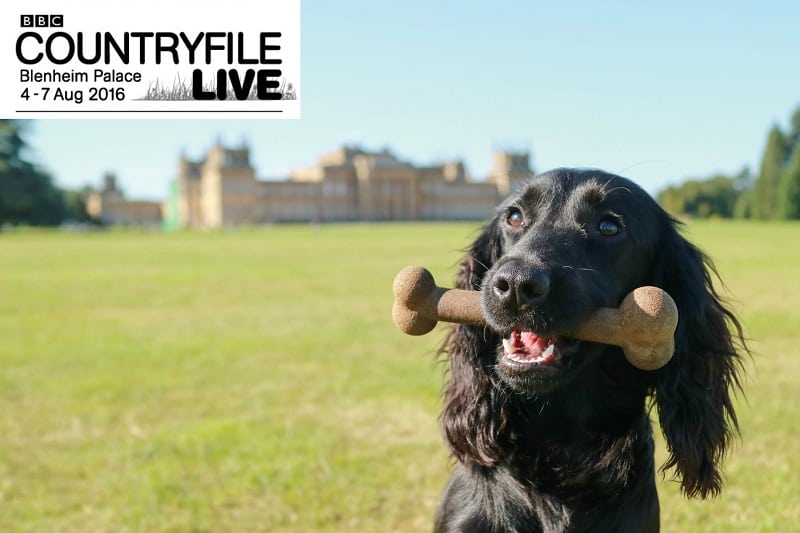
[507,208,524,228]
[598,218,621,236]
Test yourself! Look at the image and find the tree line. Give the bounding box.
[658,105,800,219]
[4,109,800,227]
[0,120,93,226]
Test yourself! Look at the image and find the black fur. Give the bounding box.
[435,169,745,532]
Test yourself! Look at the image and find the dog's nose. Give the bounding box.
[491,263,550,312]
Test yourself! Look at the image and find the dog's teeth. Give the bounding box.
[502,338,512,353]
[543,344,555,358]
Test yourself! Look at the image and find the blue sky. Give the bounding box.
[25,0,800,200]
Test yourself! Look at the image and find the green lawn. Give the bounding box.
[1,221,798,532]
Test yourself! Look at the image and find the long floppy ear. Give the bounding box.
[652,218,746,498]
[440,218,507,466]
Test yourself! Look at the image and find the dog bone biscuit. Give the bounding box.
[392,265,678,370]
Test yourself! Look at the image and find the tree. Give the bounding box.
[0,120,67,226]
[731,167,754,218]
[63,185,96,223]
[659,105,800,219]
[788,107,800,149]
[752,125,788,219]
[657,174,743,218]
[778,142,800,219]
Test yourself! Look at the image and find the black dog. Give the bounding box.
[435,169,745,532]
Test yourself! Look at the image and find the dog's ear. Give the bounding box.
[652,218,746,498]
[441,217,509,466]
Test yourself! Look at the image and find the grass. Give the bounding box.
[0,221,798,531]
[138,75,288,101]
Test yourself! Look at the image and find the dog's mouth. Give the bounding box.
[500,330,580,368]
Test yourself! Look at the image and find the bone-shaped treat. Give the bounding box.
[392,265,678,370]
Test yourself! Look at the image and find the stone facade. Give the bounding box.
[176,141,534,228]
[86,174,163,226]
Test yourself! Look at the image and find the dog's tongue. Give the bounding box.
[517,331,549,353]
[503,330,559,363]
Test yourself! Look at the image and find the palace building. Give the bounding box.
[171,141,534,228]
[90,141,535,228]
[86,173,162,227]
